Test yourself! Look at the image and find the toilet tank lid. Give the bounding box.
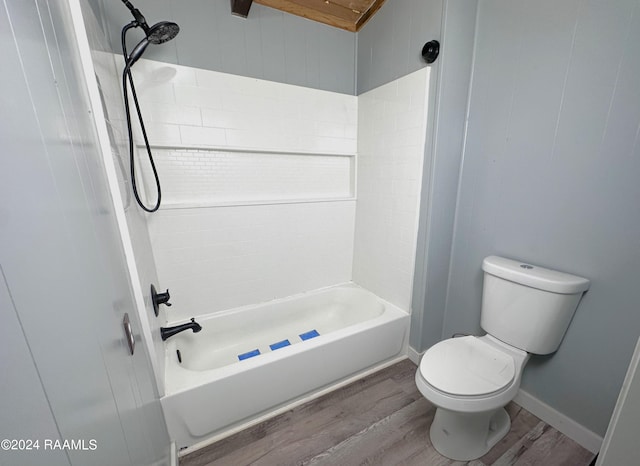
[482,256,590,294]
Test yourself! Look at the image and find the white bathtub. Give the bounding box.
[160,283,409,449]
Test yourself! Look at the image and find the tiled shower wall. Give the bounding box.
[130,58,358,322]
[148,202,355,319]
[130,58,429,322]
[353,69,430,311]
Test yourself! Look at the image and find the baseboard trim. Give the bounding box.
[170,442,178,466]
[407,345,423,365]
[514,389,602,454]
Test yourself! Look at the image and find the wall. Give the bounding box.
[597,337,640,465]
[82,6,167,394]
[0,0,170,464]
[353,68,430,311]
[411,0,478,351]
[357,0,443,94]
[0,272,67,465]
[128,58,358,321]
[88,0,356,95]
[445,0,640,437]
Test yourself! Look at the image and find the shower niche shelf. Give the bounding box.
[136,144,356,209]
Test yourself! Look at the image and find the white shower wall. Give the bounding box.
[129,58,429,323]
[149,202,355,319]
[353,69,431,311]
[128,58,359,321]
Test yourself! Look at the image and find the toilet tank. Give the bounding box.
[480,256,590,355]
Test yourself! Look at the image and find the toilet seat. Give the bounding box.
[419,336,515,397]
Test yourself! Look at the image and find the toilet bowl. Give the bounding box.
[415,335,529,460]
[415,255,590,461]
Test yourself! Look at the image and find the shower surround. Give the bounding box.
[97,52,430,444]
[134,58,359,320]
[129,58,429,324]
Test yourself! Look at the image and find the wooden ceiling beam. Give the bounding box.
[252,0,387,32]
[355,0,386,31]
[328,0,373,13]
[231,0,254,18]
[255,0,360,32]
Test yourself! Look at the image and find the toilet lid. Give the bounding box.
[419,336,515,396]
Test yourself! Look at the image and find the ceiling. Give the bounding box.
[240,0,388,32]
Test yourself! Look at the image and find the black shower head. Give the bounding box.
[121,0,179,40]
[120,0,180,68]
[145,21,180,44]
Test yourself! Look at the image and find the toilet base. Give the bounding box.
[429,406,510,461]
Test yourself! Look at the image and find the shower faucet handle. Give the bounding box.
[157,290,172,306]
[151,284,172,317]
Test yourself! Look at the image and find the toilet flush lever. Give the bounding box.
[151,284,172,317]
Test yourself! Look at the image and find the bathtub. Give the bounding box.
[160,283,409,449]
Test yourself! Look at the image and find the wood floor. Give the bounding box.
[180,359,595,466]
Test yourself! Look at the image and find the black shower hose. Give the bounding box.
[121,22,162,213]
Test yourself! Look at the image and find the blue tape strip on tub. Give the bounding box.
[270,339,291,351]
[238,349,260,361]
[299,329,320,341]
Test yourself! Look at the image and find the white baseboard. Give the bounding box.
[170,442,178,466]
[514,389,602,454]
[407,345,423,365]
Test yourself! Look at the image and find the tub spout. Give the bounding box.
[160,318,202,341]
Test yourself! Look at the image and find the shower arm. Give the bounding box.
[121,0,148,29]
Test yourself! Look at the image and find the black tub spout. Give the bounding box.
[160,318,202,341]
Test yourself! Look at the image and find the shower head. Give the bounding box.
[145,21,180,45]
[125,21,180,67]
[120,0,180,68]
[121,0,180,41]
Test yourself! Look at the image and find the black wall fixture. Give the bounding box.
[151,284,172,317]
[422,40,440,64]
[231,0,253,18]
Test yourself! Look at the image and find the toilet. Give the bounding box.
[415,255,590,461]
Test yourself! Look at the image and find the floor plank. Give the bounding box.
[479,404,542,464]
[302,398,434,466]
[180,360,595,466]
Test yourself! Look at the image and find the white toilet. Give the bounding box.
[415,255,590,461]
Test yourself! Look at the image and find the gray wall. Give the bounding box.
[444,0,640,436]
[89,0,356,95]
[0,270,68,465]
[88,0,447,95]
[0,0,170,464]
[356,0,443,94]
[411,0,478,351]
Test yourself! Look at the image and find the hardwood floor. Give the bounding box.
[180,359,595,466]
